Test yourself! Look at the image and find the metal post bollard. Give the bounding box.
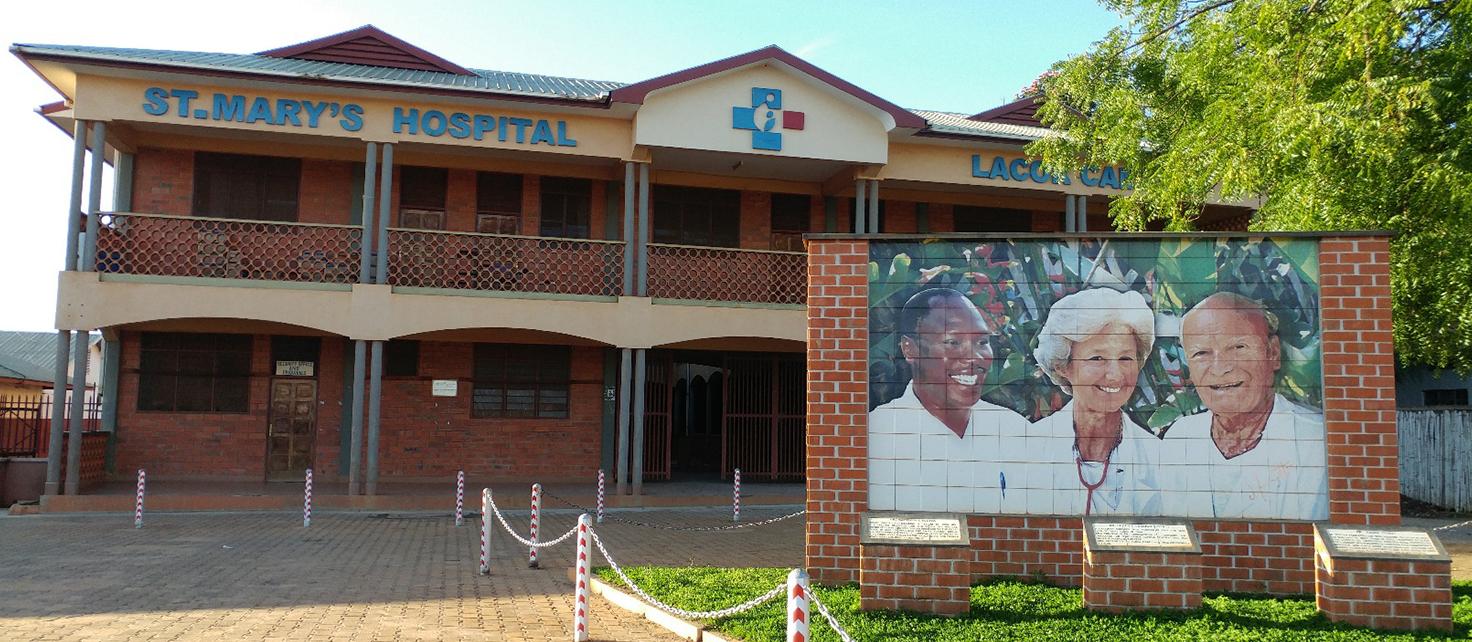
[787,568,810,642]
[733,467,742,522]
[303,468,313,528]
[529,482,542,568]
[134,469,146,529]
[572,514,592,642]
[455,470,465,527]
[479,488,492,575]
[596,469,605,524]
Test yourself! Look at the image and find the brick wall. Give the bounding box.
[131,148,193,215]
[740,190,773,249]
[859,544,970,615]
[299,160,354,225]
[804,234,1397,593]
[1083,548,1203,611]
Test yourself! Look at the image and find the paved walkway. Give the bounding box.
[0,506,806,641]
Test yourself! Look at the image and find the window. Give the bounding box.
[476,172,523,234]
[472,344,570,418]
[653,186,740,247]
[138,333,252,412]
[1424,389,1470,407]
[953,206,1033,232]
[385,340,420,378]
[770,193,810,251]
[192,152,300,221]
[539,177,592,238]
[399,166,447,230]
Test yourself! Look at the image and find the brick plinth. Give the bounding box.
[859,544,970,616]
[1313,527,1452,631]
[1083,548,1202,612]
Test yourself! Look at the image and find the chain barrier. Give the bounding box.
[808,587,857,642]
[486,493,580,548]
[1433,518,1472,532]
[588,527,786,620]
[540,489,806,532]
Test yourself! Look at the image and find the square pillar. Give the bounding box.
[1082,519,1202,612]
[1314,524,1452,632]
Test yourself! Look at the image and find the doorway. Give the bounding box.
[266,379,317,478]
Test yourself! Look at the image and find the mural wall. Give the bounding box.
[867,238,1327,520]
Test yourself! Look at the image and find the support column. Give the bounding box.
[374,143,394,284]
[366,340,383,495]
[867,180,880,233]
[112,151,133,212]
[1066,194,1077,232]
[65,121,107,495]
[636,163,649,296]
[349,142,377,496]
[100,333,121,473]
[622,163,635,296]
[45,120,88,496]
[358,142,378,283]
[853,179,867,233]
[1078,195,1089,232]
[349,340,367,495]
[80,122,106,273]
[615,348,632,495]
[631,349,647,495]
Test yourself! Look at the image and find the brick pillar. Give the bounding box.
[805,239,869,584]
[1319,235,1398,525]
[1313,525,1452,631]
[859,544,970,615]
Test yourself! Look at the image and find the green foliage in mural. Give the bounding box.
[869,237,1321,433]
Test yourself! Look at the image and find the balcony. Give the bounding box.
[91,213,807,305]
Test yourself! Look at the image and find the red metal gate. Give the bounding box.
[641,353,674,481]
[721,354,805,481]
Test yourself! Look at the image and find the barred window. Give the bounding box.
[770,193,810,251]
[477,172,523,234]
[539,177,591,239]
[472,344,570,418]
[138,332,252,412]
[193,152,300,222]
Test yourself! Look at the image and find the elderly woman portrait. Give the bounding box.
[1031,287,1162,516]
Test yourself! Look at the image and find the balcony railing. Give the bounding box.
[95,213,361,285]
[387,229,625,297]
[647,243,807,305]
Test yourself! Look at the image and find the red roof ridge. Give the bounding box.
[609,45,926,130]
[256,25,476,76]
[968,95,1045,127]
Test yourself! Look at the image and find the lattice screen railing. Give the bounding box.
[387,229,625,297]
[647,243,807,305]
[95,213,362,284]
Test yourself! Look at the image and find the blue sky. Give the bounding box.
[0,0,1123,331]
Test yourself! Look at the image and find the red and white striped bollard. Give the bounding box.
[528,482,542,568]
[572,514,592,642]
[596,469,605,523]
[786,568,810,642]
[479,488,491,575]
[733,467,741,522]
[303,468,313,528]
[455,470,465,527]
[133,469,145,528]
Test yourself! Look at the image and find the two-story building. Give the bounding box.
[14,26,1249,498]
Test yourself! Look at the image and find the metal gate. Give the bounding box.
[641,353,674,481]
[721,354,805,481]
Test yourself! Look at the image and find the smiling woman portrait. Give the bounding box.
[1032,287,1160,516]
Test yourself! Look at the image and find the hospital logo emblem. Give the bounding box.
[731,87,804,151]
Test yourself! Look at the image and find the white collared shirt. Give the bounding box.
[1024,400,1163,516]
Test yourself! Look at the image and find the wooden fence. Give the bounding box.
[1398,408,1472,511]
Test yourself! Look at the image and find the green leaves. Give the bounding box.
[1031,0,1472,372]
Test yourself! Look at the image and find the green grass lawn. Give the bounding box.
[593,566,1472,641]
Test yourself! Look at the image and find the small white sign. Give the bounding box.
[1091,522,1195,550]
[1324,528,1440,558]
[860,512,968,546]
[432,380,458,397]
[275,360,314,377]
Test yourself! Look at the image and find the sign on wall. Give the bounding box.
[867,238,1327,520]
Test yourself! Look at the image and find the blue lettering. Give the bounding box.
[340,104,364,132]
[498,116,508,142]
[1028,160,1047,183]
[989,156,1008,180]
[393,107,418,135]
[508,118,532,143]
[277,99,303,127]
[212,94,245,121]
[556,121,577,147]
[1080,168,1100,187]
[971,154,988,178]
[422,110,448,136]
[529,120,555,146]
[245,96,273,124]
[472,115,495,140]
[447,112,471,139]
[301,101,329,128]
[1117,168,1131,189]
[1008,158,1029,181]
[1099,166,1118,189]
[170,89,199,118]
[142,87,169,116]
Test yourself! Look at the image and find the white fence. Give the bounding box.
[1399,409,1472,511]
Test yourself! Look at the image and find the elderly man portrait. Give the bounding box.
[869,288,1028,514]
[1170,291,1328,520]
[1031,287,1164,516]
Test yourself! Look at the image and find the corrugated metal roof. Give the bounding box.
[12,44,625,102]
[15,43,1055,140]
[911,109,1054,141]
[0,331,99,383]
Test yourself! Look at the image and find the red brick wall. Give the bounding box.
[1083,549,1203,611]
[131,148,193,215]
[883,201,916,233]
[860,544,970,615]
[446,169,477,232]
[298,160,354,225]
[740,191,772,249]
[804,234,1396,593]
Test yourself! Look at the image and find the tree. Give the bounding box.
[1030,0,1472,372]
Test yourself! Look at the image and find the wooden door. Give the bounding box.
[267,379,317,478]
